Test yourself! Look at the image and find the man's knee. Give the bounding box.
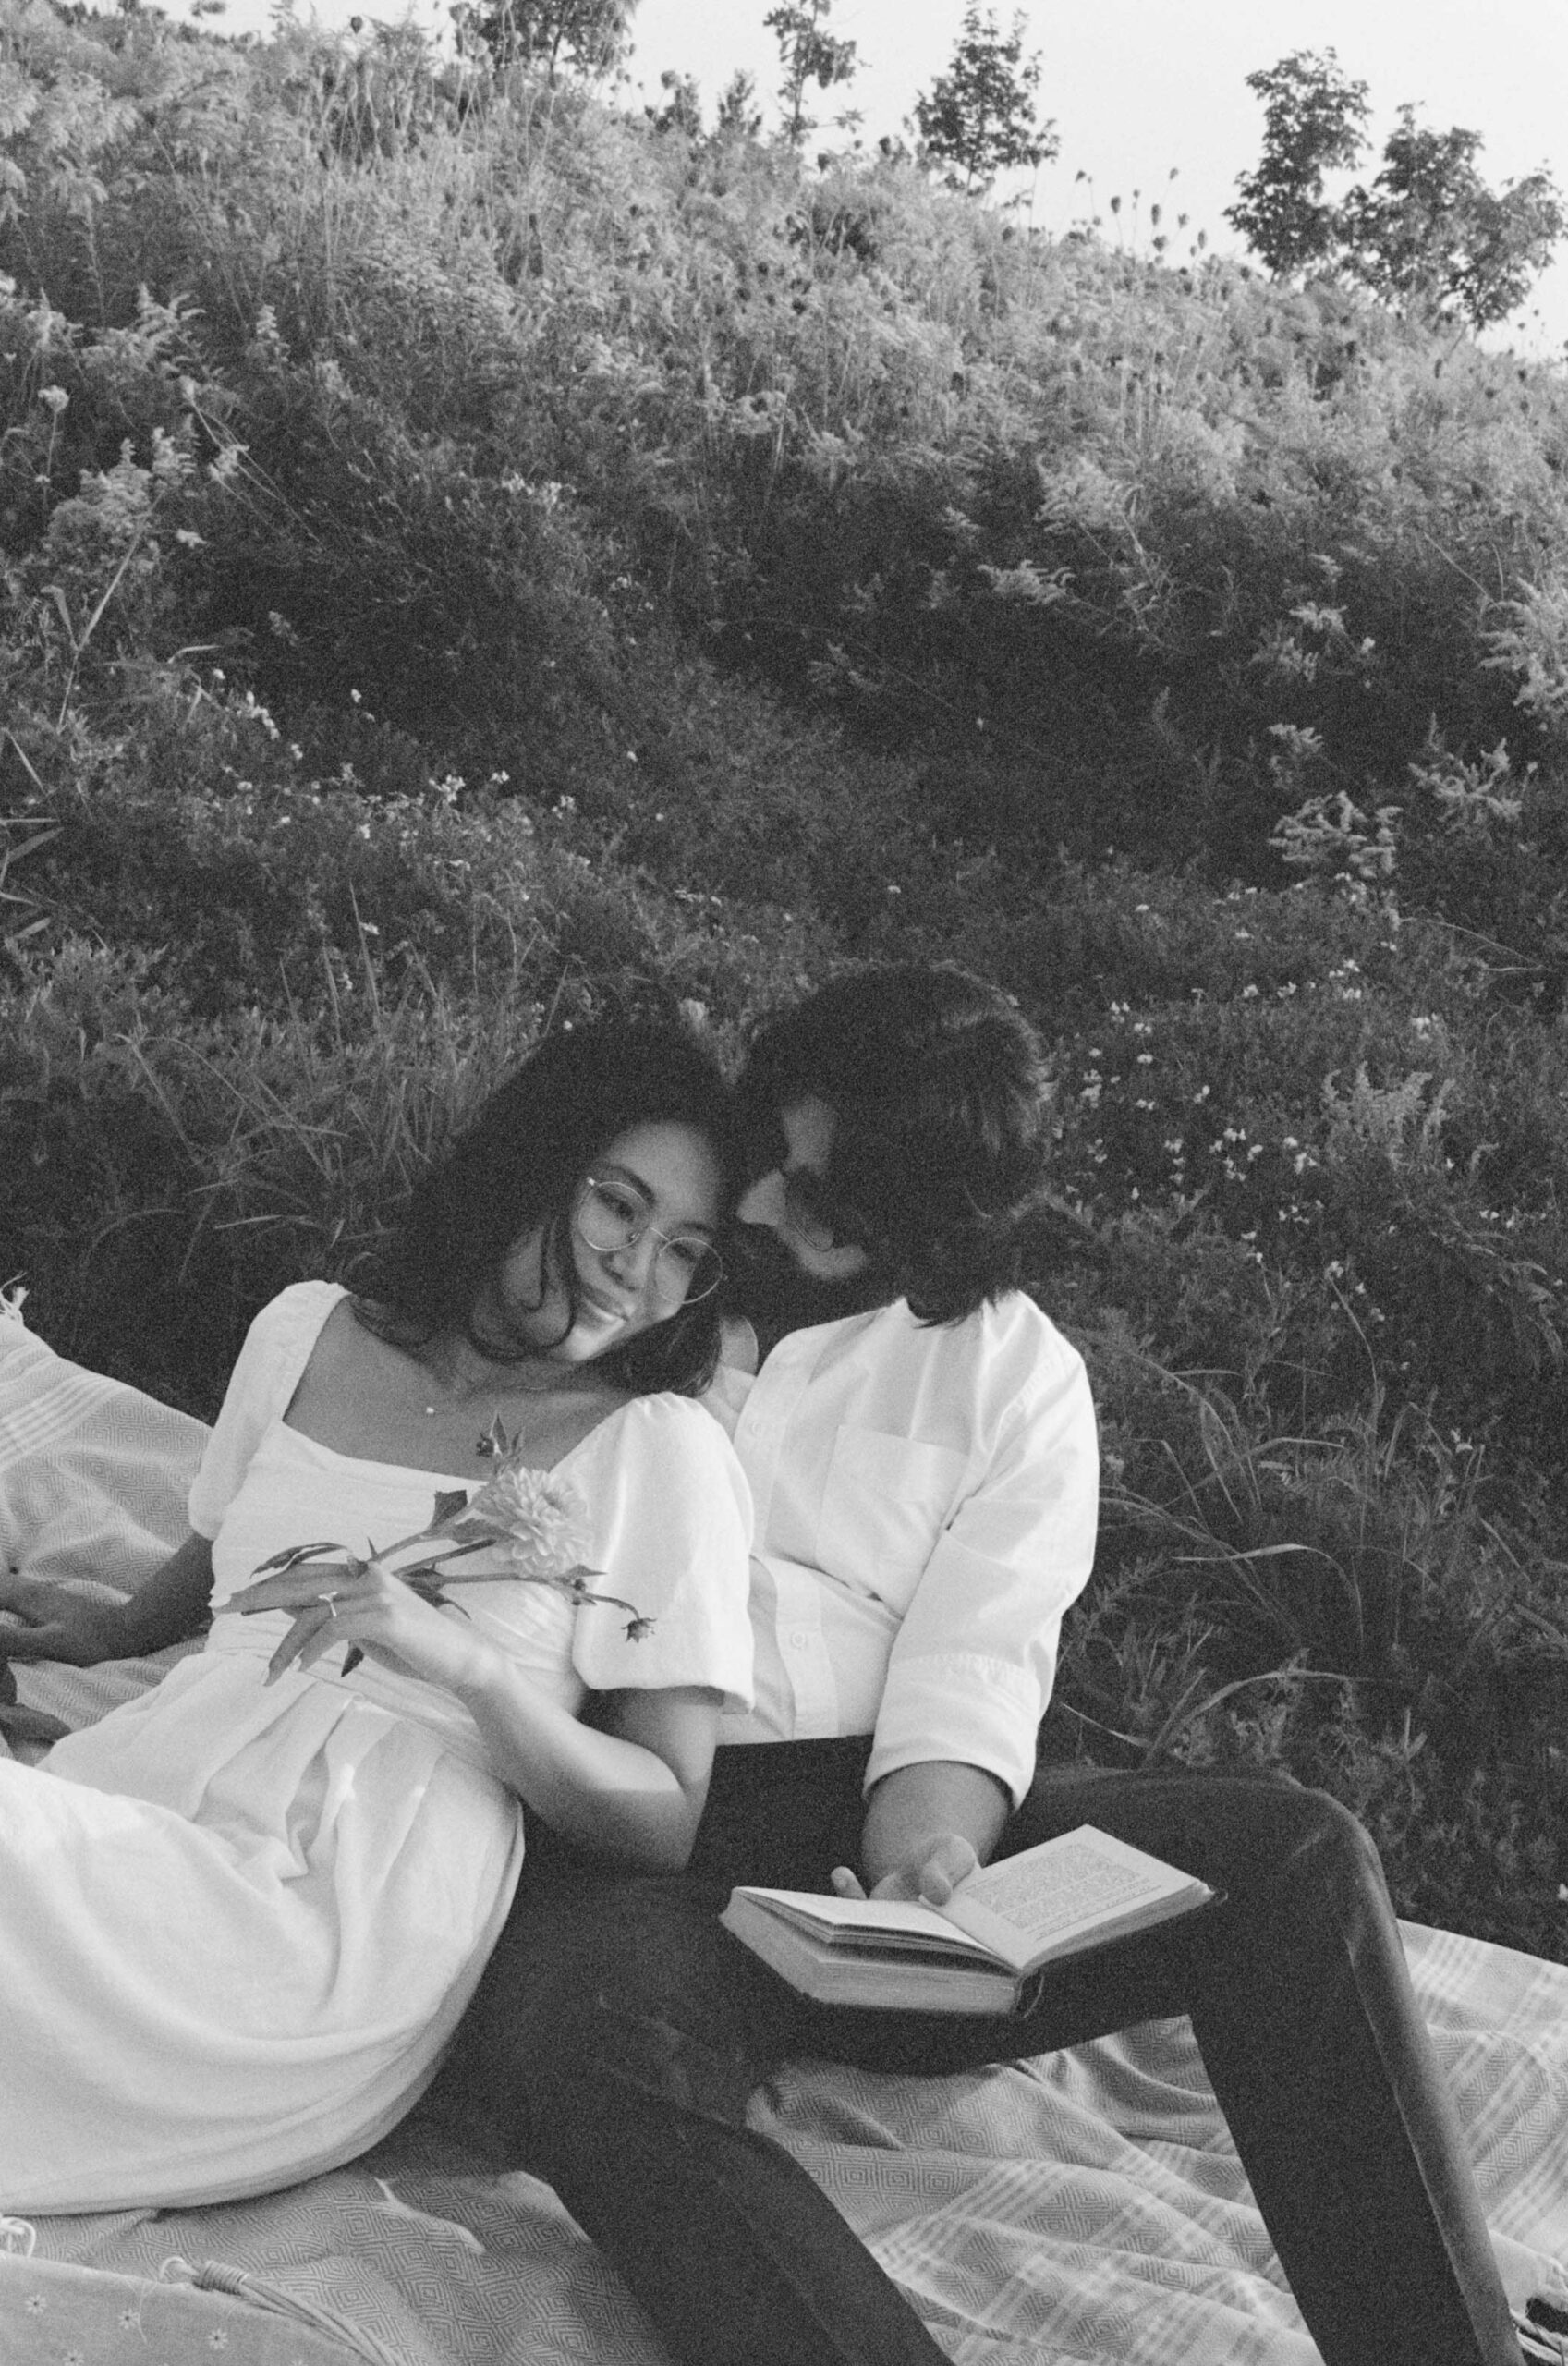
[1272,1782,1390,1897]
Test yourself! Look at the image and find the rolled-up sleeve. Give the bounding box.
[866,1318,1098,1805]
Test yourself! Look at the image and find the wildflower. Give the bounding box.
[37,385,68,414]
[447,1455,590,1577]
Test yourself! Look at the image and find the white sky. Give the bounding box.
[195,0,1568,351]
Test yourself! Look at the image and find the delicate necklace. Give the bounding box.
[414,1343,564,1448]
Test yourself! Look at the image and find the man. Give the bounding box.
[428,963,1529,2366]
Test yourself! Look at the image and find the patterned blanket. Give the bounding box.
[3,1299,1566,2365]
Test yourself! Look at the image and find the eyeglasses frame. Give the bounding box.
[574,1173,724,1305]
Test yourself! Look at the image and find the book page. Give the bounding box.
[947,1827,1202,1970]
[733,1890,974,1945]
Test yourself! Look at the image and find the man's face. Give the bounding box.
[735,1096,870,1282]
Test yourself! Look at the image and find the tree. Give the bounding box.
[765,0,857,150]
[1223,49,1369,277]
[467,0,637,81]
[1228,55,1566,333]
[1340,109,1566,330]
[914,6,1056,194]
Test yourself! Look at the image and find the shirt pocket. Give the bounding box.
[817,1427,968,1611]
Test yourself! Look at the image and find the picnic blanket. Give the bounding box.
[3,1293,1566,2365]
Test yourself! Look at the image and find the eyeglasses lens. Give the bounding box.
[577,1182,722,1305]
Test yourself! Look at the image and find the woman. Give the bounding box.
[0,1018,754,2215]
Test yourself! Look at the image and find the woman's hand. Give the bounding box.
[0,1533,214,1665]
[223,1556,491,1693]
[0,1571,135,1665]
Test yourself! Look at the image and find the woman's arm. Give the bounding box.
[0,1531,215,1665]
[466,1674,721,1872]
[225,1557,722,1872]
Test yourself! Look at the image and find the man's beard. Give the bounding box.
[728,1226,893,1361]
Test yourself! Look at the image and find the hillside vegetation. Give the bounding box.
[3,0,1568,1952]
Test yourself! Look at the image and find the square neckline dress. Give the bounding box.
[0,1282,752,2214]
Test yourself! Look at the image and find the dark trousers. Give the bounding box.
[425,1746,1521,2366]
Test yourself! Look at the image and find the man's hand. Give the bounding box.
[0,1571,131,1665]
[857,1759,1011,1898]
[831,1831,982,1907]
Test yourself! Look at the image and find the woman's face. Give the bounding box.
[482,1119,725,1366]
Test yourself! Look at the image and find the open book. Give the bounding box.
[721,1824,1217,2015]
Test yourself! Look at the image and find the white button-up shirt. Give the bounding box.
[709,1293,1098,1805]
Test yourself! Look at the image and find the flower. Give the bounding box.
[444,1457,590,1576]
[248,1418,655,1671]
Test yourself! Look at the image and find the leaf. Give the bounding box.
[431,1488,470,1525]
[249,1540,345,1574]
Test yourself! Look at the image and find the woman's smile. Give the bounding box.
[577,1275,637,1323]
[485,1119,724,1366]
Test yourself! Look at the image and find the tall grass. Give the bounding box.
[2,0,1566,1952]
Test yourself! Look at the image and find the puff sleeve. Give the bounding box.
[565,1394,754,1714]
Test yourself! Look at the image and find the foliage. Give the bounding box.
[1223,49,1369,277]
[1227,49,1565,332]
[765,0,857,151]
[1340,110,1566,331]
[2,0,1568,1953]
[458,0,638,82]
[913,5,1055,194]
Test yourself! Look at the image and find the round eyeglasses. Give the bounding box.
[575,1176,724,1305]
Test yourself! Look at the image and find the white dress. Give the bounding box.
[0,1283,754,2214]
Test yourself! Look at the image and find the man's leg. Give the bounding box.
[428,1750,1521,2366]
[427,1741,955,2366]
[808,1766,1521,2366]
